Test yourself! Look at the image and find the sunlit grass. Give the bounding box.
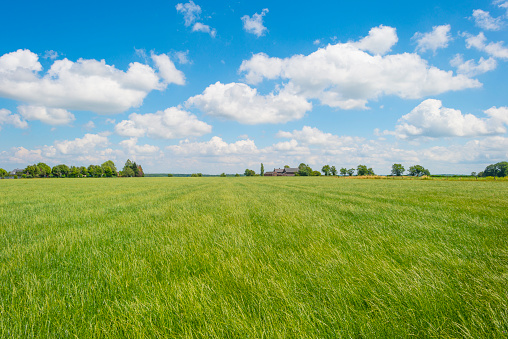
[0,177,507,337]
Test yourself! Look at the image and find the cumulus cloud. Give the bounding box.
[18,105,75,125]
[186,81,312,124]
[465,32,508,59]
[450,54,497,76]
[353,25,398,55]
[388,99,506,139]
[276,126,363,147]
[0,108,28,130]
[242,8,269,37]
[239,27,480,110]
[485,106,508,124]
[192,22,216,37]
[151,53,185,85]
[0,49,183,114]
[115,107,211,139]
[412,24,452,53]
[168,136,258,155]
[119,137,160,154]
[176,1,201,26]
[472,9,504,31]
[55,133,109,155]
[176,1,216,37]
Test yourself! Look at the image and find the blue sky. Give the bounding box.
[1,0,507,174]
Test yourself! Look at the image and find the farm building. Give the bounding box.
[264,168,298,176]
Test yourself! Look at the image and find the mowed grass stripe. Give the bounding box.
[0,177,507,337]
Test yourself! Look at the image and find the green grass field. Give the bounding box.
[0,177,507,337]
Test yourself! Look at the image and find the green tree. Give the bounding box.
[391,163,405,176]
[24,164,40,178]
[284,165,290,168]
[167,173,173,177]
[330,166,337,176]
[52,164,70,178]
[321,165,331,176]
[480,161,508,177]
[101,160,117,176]
[235,173,240,177]
[122,167,135,177]
[357,164,368,176]
[298,163,312,176]
[408,165,430,177]
[347,168,355,176]
[311,170,321,176]
[260,163,264,176]
[220,173,227,177]
[244,169,255,176]
[103,166,114,177]
[0,168,7,178]
[37,162,51,178]
[69,166,81,178]
[87,165,103,177]
[340,167,347,176]
[80,166,88,177]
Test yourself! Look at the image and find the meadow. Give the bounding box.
[0,177,507,338]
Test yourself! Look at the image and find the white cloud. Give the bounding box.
[168,136,258,155]
[242,8,269,37]
[389,99,506,139]
[55,133,109,155]
[313,39,321,45]
[239,27,480,110]
[472,9,504,31]
[43,50,59,60]
[115,107,211,139]
[485,106,508,124]
[192,22,216,37]
[412,24,451,53]
[119,137,160,154]
[276,126,363,147]
[18,105,75,125]
[176,1,216,37]
[353,25,398,55]
[83,121,95,130]
[450,54,497,76]
[0,108,28,130]
[465,32,508,59]
[0,49,179,114]
[186,81,312,124]
[151,53,185,85]
[174,50,190,64]
[176,1,201,27]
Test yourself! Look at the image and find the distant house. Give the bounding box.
[10,169,24,176]
[264,167,298,176]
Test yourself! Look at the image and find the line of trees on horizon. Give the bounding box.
[0,160,144,179]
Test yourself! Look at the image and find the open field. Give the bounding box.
[0,177,507,337]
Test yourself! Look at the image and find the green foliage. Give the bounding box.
[101,160,117,176]
[284,165,290,168]
[391,163,405,176]
[260,163,264,176]
[330,166,337,176]
[298,163,312,176]
[347,168,355,176]
[167,174,173,177]
[244,169,255,176]
[0,168,7,178]
[37,162,51,177]
[340,167,347,176]
[311,170,321,176]
[357,165,368,176]
[191,173,203,177]
[52,164,70,178]
[321,165,331,176]
[480,161,508,177]
[235,173,240,177]
[220,173,227,177]
[408,165,430,177]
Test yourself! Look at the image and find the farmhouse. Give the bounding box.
[264,167,298,176]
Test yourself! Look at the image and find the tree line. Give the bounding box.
[0,159,144,178]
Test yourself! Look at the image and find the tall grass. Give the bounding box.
[0,177,507,337]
